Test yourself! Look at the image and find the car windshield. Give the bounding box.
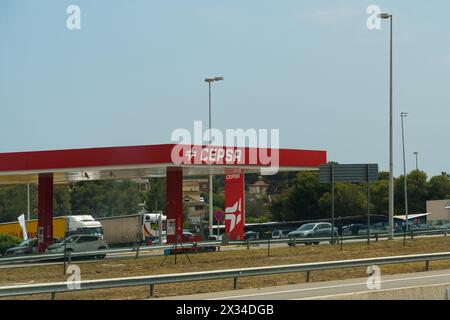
[78,227,103,235]
[298,223,316,231]
[19,240,31,247]
[63,236,78,244]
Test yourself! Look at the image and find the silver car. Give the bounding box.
[288,222,339,245]
[46,234,108,259]
[5,238,38,256]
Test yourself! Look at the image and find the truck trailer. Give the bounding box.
[0,215,103,240]
[96,212,166,246]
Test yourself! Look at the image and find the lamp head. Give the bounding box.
[205,76,224,83]
[378,13,392,19]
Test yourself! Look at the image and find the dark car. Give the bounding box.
[349,224,367,235]
[437,223,450,230]
[417,224,434,230]
[5,238,38,256]
[244,231,260,241]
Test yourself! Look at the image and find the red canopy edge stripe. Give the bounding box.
[0,144,326,173]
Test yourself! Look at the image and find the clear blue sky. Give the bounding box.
[1,1,449,177]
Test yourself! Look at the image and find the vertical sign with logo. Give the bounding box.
[17,214,28,241]
[224,171,245,240]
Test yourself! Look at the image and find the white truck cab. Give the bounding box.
[66,215,103,236]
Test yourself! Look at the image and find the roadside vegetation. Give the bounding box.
[0,234,21,255]
[0,170,449,224]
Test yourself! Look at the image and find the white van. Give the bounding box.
[271,230,292,239]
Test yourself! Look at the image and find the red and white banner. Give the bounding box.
[224,171,245,240]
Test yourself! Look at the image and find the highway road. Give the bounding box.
[159,269,450,300]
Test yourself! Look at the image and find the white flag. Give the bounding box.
[18,214,28,241]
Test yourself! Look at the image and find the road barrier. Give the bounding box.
[1,251,450,299]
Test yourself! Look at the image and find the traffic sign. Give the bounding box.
[215,210,223,222]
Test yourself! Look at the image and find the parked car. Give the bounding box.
[358,222,390,235]
[5,238,38,256]
[46,234,108,259]
[287,222,339,245]
[409,224,434,231]
[208,234,223,241]
[181,230,203,242]
[271,230,292,239]
[349,224,367,235]
[418,224,434,230]
[437,223,450,229]
[244,231,260,241]
[337,225,353,236]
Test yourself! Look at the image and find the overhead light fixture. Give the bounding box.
[378,13,391,19]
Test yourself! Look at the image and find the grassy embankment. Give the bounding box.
[2,236,450,299]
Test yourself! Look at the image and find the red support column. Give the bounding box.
[224,171,245,241]
[166,167,183,244]
[37,173,54,253]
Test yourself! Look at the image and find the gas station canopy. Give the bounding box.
[0,144,327,184]
[0,143,327,251]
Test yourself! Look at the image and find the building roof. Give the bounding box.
[393,213,430,221]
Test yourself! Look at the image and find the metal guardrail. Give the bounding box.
[1,251,450,299]
[0,228,448,266]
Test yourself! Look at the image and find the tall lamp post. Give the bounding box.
[413,152,419,170]
[27,184,30,221]
[401,112,409,231]
[204,76,224,238]
[379,12,394,240]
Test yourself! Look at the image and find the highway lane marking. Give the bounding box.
[294,281,450,300]
[206,271,450,300]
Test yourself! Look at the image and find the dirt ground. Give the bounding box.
[2,236,450,300]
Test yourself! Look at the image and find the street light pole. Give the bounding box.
[379,13,394,240]
[401,112,409,232]
[413,152,419,170]
[27,184,30,221]
[205,77,223,239]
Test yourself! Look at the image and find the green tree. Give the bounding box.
[145,178,166,212]
[0,185,35,223]
[318,183,367,217]
[270,171,327,221]
[427,173,450,200]
[395,170,428,214]
[370,179,389,214]
[245,194,270,218]
[212,193,225,211]
[54,185,71,216]
[71,180,142,217]
[264,172,297,195]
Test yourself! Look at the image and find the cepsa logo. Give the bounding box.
[225,174,241,180]
[172,145,244,165]
[185,147,243,164]
[170,121,280,174]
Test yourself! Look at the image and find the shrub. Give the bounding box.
[0,234,22,255]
